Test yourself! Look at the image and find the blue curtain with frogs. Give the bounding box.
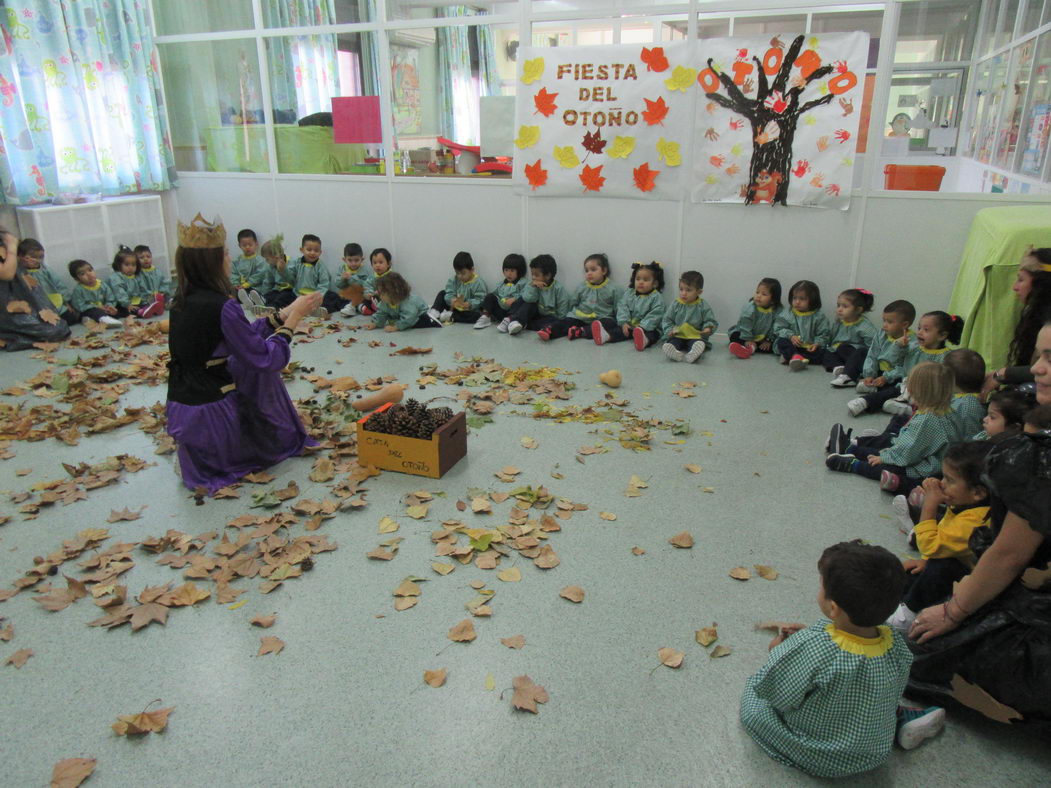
[0,0,176,204]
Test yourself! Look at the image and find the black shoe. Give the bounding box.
[825,453,856,473]
[826,423,852,454]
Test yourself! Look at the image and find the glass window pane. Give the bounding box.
[531,22,613,47]
[264,32,381,174]
[660,16,688,42]
[532,0,684,12]
[158,40,270,172]
[974,54,1010,162]
[697,17,730,39]
[387,0,496,22]
[994,40,1036,167]
[812,10,883,69]
[896,0,981,63]
[732,15,807,37]
[153,0,254,35]
[263,0,372,26]
[1018,31,1051,175]
[392,24,517,178]
[1023,0,1044,34]
[885,70,964,152]
[993,1,1021,51]
[621,22,658,44]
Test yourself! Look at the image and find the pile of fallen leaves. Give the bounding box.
[7,455,153,521]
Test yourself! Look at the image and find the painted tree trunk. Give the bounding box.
[746,115,800,206]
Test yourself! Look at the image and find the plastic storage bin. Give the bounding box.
[883,164,946,191]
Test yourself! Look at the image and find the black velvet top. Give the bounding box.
[166,288,234,406]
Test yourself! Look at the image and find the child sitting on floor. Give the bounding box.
[540,252,619,341]
[741,540,942,777]
[428,251,488,325]
[67,259,122,327]
[592,260,665,350]
[18,238,78,325]
[661,270,717,363]
[506,254,571,336]
[886,442,991,632]
[773,280,831,371]
[261,235,294,308]
[475,253,526,330]
[134,244,170,314]
[108,245,162,318]
[357,247,394,316]
[363,272,441,332]
[228,230,268,296]
[827,362,958,493]
[825,288,878,385]
[845,299,913,405]
[284,233,345,317]
[728,277,782,359]
[944,348,986,440]
[976,389,1029,440]
[880,311,963,418]
[337,242,373,317]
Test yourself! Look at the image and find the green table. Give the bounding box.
[948,205,1051,370]
[205,125,367,174]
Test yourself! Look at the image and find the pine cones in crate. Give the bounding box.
[363,399,455,439]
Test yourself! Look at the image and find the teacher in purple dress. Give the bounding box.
[166,214,322,494]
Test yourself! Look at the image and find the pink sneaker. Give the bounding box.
[633,326,649,351]
[729,341,753,359]
[537,327,552,341]
[567,326,585,341]
[138,297,164,319]
[880,470,902,492]
[788,354,808,371]
[591,320,609,345]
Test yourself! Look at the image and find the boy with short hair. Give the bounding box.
[741,541,943,777]
[337,242,373,317]
[661,270,718,363]
[428,251,489,324]
[285,233,345,316]
[229,229,269,295]
[944,348,986,440]
[505,254,571,336]
[67,259,122,327]
[19,238,78,324]
[847,299,914,416]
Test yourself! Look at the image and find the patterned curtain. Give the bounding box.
[475,21,500,98]
[262,0,339,118]
[358,0,380,96]
[437,7,477,142]
[0,0,176,205]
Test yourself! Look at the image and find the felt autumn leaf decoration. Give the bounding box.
[553,145,580,169]
[111,700,174,735]
[521,57,544,84]
[633,162,660,193]
[640,46,669,73]
[607,135,636,159]
[663,65,696,92]
[533,87,558,117]
[656,138,682,167]
[514,125,540,149]
[582,129,607,156]
[642,96,668,126]
[579,164,605,193]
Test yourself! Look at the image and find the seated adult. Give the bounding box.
[0,229,71,350]
[983,247,1051,394]
[909,320,1051,727]
[165,215,322,494]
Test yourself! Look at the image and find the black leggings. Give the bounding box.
[902,558,969,612]
[430,291,479,323]
[820,343,867,375]
[728,331,774,352]
[595,317,659,346]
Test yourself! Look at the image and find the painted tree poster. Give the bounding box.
[512,43,692,200]
[692,33,869,209]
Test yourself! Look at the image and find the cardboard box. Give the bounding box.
[356,404,466,478]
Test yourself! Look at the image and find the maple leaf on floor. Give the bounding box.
[633,162,660,192]
[579,164,605,193]
[6,648,32,668]
[533,87,558,117]
[640,46,669,72]
[390,346,432,356]
[423,668,447,688]
[50,756,96,788]
[129,602,169,631]
[308,457,334,483]
[582,129,607,155]
[107,507,144,523]
[111,701,174,735]
[257,636,285,656]
[696,625,718,647]
[511,674,549,713]
[642,96,668,126]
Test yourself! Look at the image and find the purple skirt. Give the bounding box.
[166,371,314,494]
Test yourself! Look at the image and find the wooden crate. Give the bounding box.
[356,404,466,478]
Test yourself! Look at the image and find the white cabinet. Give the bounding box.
[15,195,171,287]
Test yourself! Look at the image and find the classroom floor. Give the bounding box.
[2,316,1049,788]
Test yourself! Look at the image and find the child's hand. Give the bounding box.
[895,334,909,347]
[903,558,927,575]
[501,297,514,307]
[757,340,770,351]
[384,324,398,333]
[921,477,946,504]
[103,305,117,315]
[363,323,376,330]
[622,324,631,337]
[701,327,713,337]
[768,623,806,650]
[867,454,882,466]
[790,335,803,347]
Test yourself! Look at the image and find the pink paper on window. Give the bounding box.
[332,96,382,143]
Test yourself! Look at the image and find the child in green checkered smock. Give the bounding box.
[741,542,941,777]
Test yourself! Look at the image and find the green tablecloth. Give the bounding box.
[948,206,1051,370]
[204,125,368,174]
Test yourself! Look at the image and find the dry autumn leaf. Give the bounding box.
[447,618,476,643]
[533,545,560,569]
[695,625,718,647]
[406,504,429,520]
[129,603,168,631]
[471,497,492,514]
[754,564,779,581]
[250,614,277,628]
[658,647,685,668]
[520,436,538,449]
[111,701,174,735]
[107,507,144,523]
[710,645,732,659]
[431,562,454,576]
[6,648,32,668]
[669,531,694,548]
[511,674,549,714]
[684,464,702,474]
[497,567,522,583]
[50,757,97,788]
[631,546,646,556]
[308,457,335,483]
[257,636,285,656]
[394,597,418,612]
[559,585,585,603]
[378,516,399,534]
[501,634,526,649]
[423,668,447,688]
[729,567,751,581]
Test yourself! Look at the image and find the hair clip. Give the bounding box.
[651,260,663,267]
[858,288,872,295]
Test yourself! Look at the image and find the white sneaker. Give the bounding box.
[683,341,706,363]
[497,317,511,333]
[473,315,491,329]
[847,398,868,417]
[897,705,946,750]
[883,400,912,417]
[340,303,356,318]
[100,315,123,327]
[886,602,917,632]
[830,373,853,387]
[426,308,441,322]
[891,495,914,534]
[591,319,609,345]
[662,342,685,362]
[439,309,453,323]
[237,289,254,308]
[855,381,878,394]
[507,320,523,335]
[832,365,845,377]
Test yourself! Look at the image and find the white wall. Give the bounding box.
[171,173,1048,331]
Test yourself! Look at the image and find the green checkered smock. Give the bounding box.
[741,619,912,778]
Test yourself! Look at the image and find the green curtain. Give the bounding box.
[261,0,339,119]
[476,21,501,98]
[0,0,176,204]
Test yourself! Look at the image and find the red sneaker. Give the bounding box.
[138,298,164,319]
[789,354,808,371]
[632,326,649,351]
[591,320,609,345]
[729,341,753,359]
[537,327,552,341]
[567,326,585,341]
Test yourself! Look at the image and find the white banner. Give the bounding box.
[512,43,693,200]
[691,33,869,209]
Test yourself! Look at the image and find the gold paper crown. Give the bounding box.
[177,213,227,249]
